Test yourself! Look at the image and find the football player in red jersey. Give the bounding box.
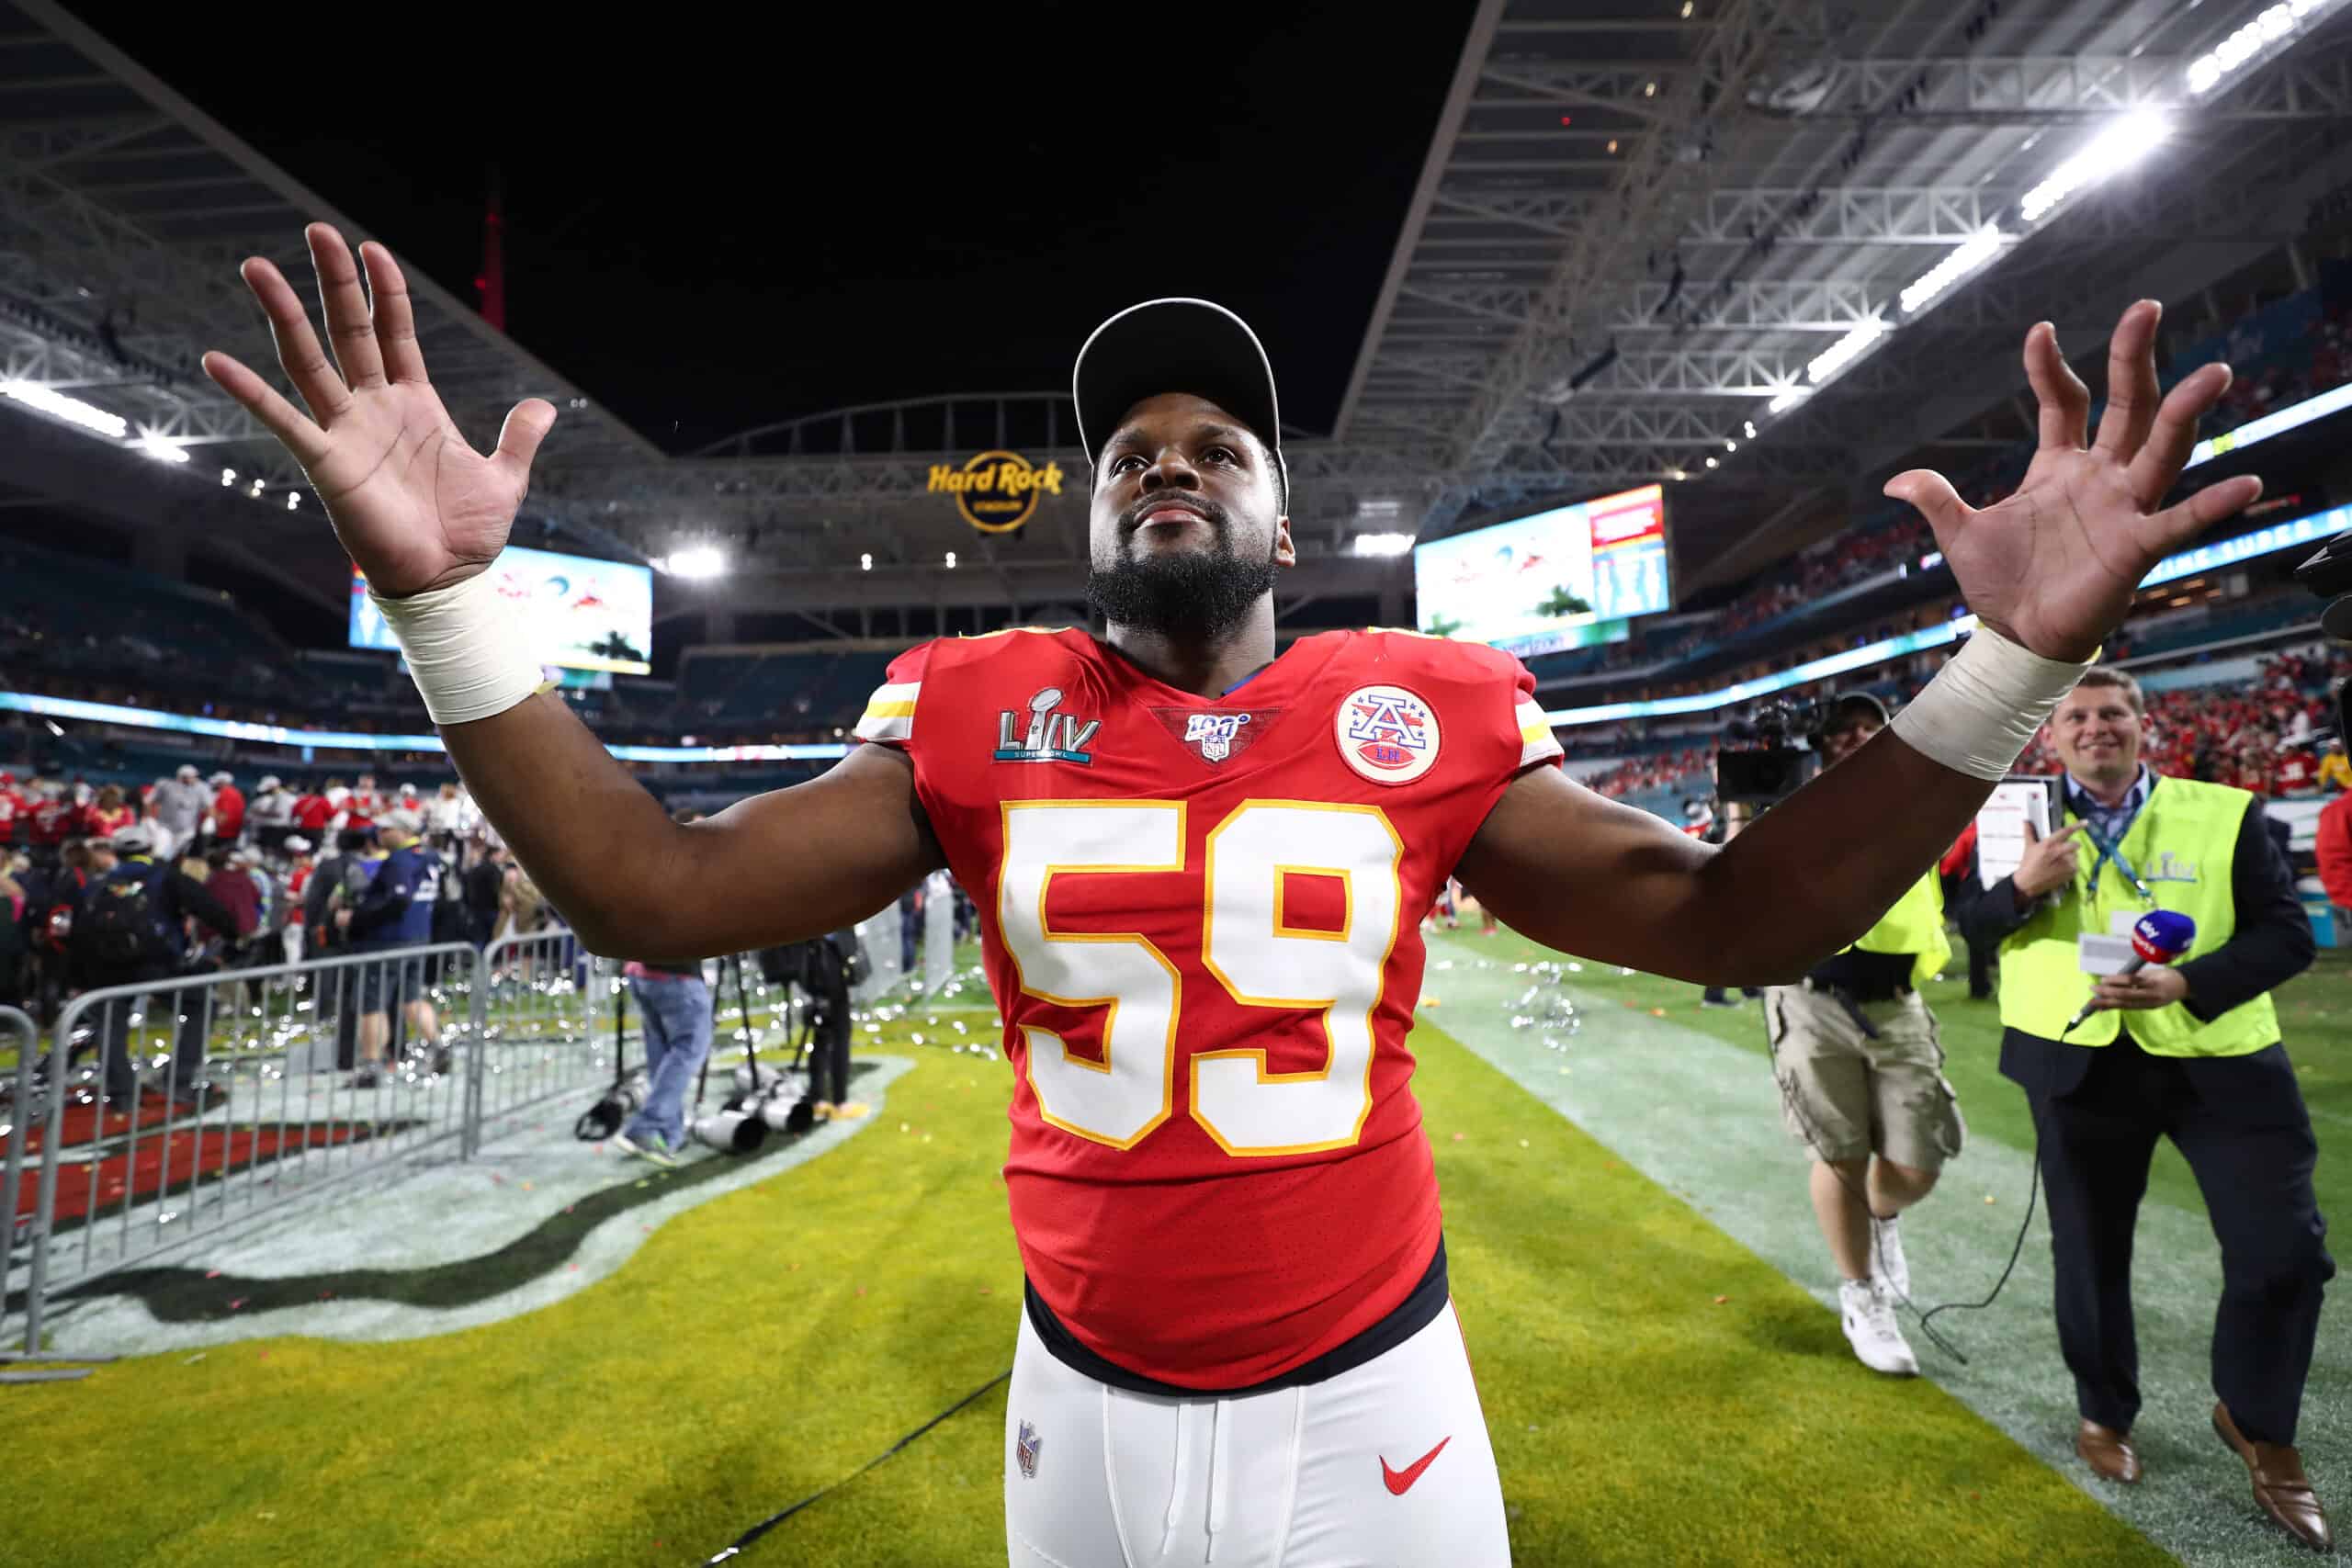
[209,223,2262,1566]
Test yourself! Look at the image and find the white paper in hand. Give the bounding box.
[1975,776,2061,890]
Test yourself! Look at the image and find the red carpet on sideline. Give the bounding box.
[7,1095,384,1226]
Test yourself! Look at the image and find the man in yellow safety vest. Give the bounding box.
[1960,667,2330,1552]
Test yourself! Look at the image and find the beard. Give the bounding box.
[1086,501,1276,643]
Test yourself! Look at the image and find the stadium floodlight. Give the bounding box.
[133,433,191,465]
[666,546,726,579]
[1808,317,1886,385]
[2188,0,2344,96]
[945,550,958,569]
[287,491,300,510]
[1742,420,1757,439]
[220,467,237,486]
[248,478,266,497]
[859,552,873,570]
[1352,532,1416,557]
[1,379,128,439]
[2018,109,2172,225]
[1766,387,1805,415]
[1900,229,2007,315]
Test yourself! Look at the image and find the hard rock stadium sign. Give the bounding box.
[928,449,1066,534]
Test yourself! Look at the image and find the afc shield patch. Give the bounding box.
[1335,684,1441,785]
[1016,1418,1042,1480]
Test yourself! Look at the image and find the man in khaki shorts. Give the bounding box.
[1764,693,1965,1376]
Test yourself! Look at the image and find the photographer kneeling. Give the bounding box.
[1762,694,1964,1377]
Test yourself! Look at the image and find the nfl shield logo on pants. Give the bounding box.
[1017,1419,1042,1480]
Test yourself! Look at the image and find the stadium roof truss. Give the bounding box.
[0,2,659,538]
[4,0,2352,612]
[1341,0,2352,564]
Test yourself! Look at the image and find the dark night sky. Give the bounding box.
[119,3,1482,453]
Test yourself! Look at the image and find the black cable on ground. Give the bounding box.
[699,1369,1012,1564]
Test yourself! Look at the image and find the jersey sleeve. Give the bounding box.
[851,642,933,750]
[1509,661,1565,773]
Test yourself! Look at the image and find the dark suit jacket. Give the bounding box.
[1953,784,2314,1103]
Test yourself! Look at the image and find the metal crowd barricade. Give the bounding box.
[2,1005,37,1341]
[6,942,478,1352]
[467,929,621,1156]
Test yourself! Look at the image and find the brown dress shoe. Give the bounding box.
[2076,1419,2143,1484]
[2214,1402,2335,1553]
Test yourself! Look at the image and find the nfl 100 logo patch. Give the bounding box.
[1016,1419,1043,1480]
[1151,707,1280,765]
[1185,712,1249,761]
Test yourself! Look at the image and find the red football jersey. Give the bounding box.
[856,627,1562,1387]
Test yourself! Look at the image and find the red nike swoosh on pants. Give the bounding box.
[1380,1436,1452,1495]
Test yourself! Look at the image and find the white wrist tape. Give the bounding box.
[1891,622,2092,781]
[368,569,548,726]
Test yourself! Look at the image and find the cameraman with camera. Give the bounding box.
[1758,694,1964,1379]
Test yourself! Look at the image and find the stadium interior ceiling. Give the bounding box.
[5,0,2352,643]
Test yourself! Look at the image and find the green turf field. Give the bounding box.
[7,942,2346,1564]
[1532,936,2352,1233]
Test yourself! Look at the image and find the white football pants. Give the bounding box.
[1004,1300,1510,1568]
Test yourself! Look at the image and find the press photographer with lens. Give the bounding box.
[1956,666,2327,1550]
[768,925,870,1125]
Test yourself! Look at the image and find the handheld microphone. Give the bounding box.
[2065,908,2196,1032]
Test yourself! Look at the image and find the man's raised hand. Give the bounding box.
[1884,300,2263,663]
[201,223,557,600]
[2011,819,2087,901]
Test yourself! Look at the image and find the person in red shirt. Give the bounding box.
[2278,748,2319,795]
[1938,818,1996,998]
[208,771,246,846]
[28,784,76,864]
[85,784,137,840]
[345,773,380,829]
[0,771,23,849]
[290,782,337,837]
[203,851,261,948]
[2320,794,2352,931]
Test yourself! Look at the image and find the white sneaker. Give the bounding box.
[1870,1213,1911,1301]
[1839,1280,1919,1376]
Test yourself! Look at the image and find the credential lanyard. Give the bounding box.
[2076,798,2155,907]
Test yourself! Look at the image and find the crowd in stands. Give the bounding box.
[2012,648,2350,793]
[0,767,558,1033]
[1577,747,1715,804]
[1571,646,2352,820]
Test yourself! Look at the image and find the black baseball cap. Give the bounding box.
[1073,299,1287,499]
